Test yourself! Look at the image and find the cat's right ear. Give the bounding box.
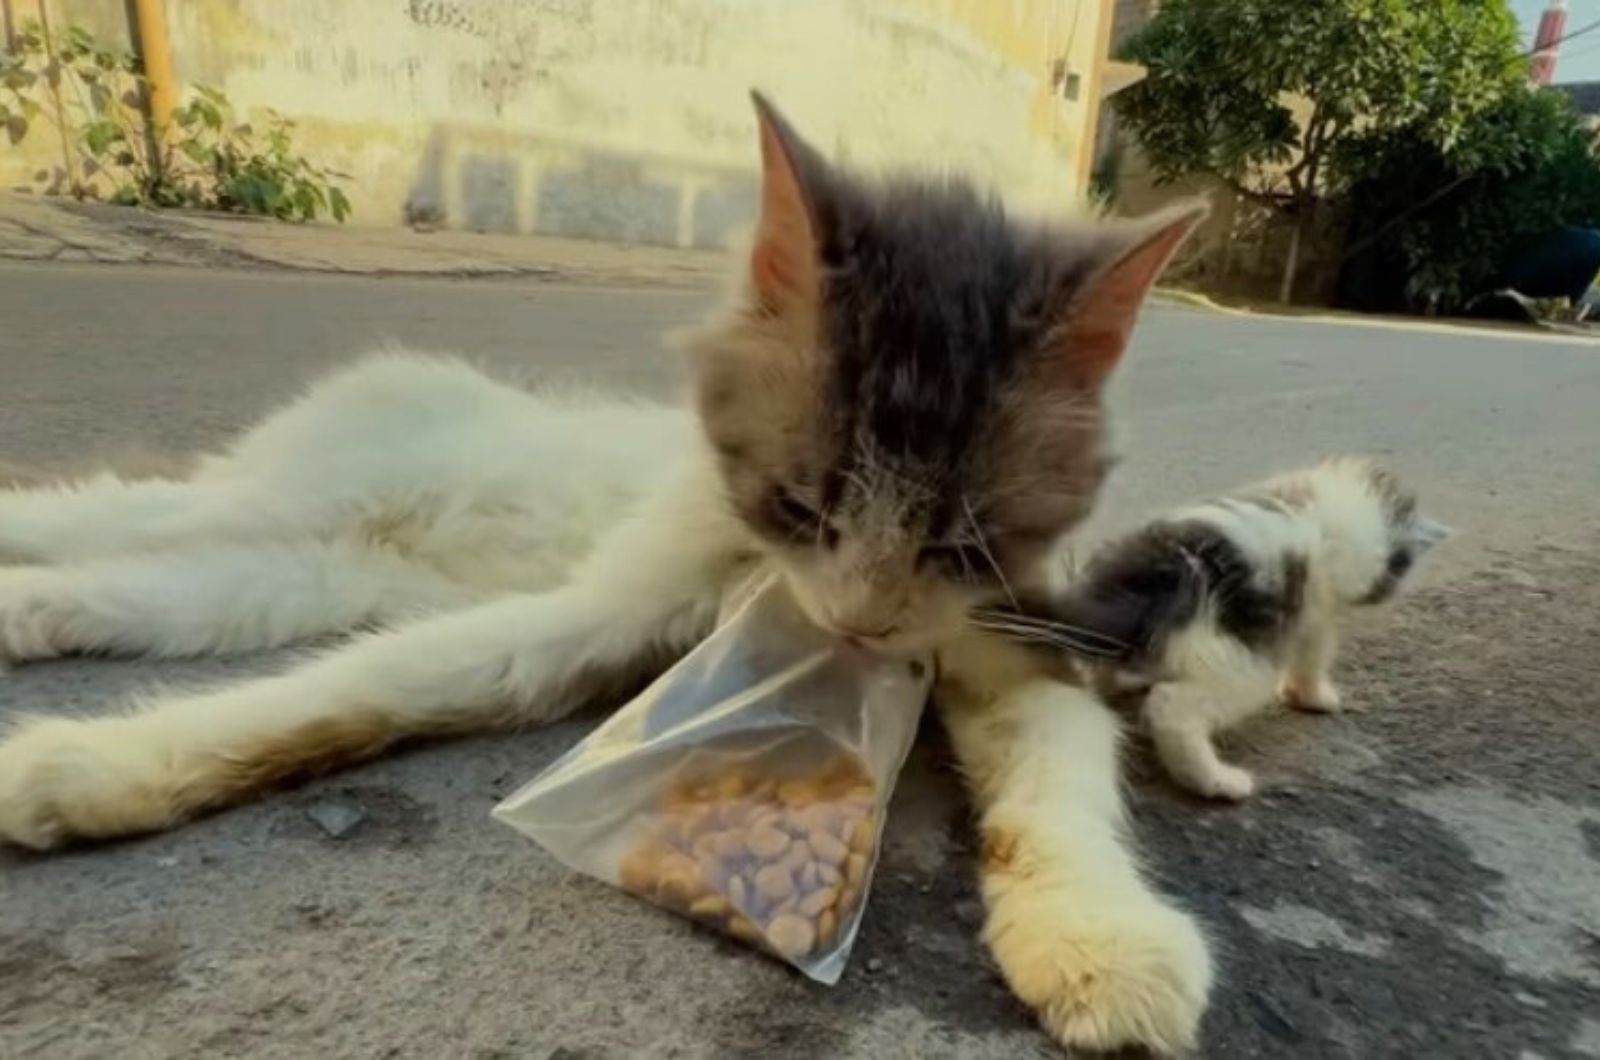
[1056,199,1209,389]
[749,92,826,313]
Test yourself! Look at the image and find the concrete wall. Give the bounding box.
[1,0,131,193]
[3,0,1113,245]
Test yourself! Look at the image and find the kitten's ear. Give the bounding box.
[1060,199,1209,388]
[1409,516,1454,553]
[749,92,827,312]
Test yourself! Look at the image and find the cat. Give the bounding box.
[978,457,1450,800]
[0,94,1212,1053]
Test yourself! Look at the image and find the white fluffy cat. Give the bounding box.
[0,96,1212,1053]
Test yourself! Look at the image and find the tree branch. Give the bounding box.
[1212,171,1293,213]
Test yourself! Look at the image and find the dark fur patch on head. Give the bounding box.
[1360,545,1415,605]
[815,180,1094,507]
[1366,464,1418,525]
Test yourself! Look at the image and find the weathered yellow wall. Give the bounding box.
[5,0,1112,244]
[1,0,130,193]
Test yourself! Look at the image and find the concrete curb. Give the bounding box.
[0,193,729,289]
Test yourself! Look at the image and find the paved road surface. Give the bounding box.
[2,262,1598,1059]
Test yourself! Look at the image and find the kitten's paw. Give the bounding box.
[1280,677,1343,713]
[0,716,175,849]
[987,890,1212,1055]
[1183,762,1255,801]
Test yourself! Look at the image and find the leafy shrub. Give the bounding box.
[1339,87,1600,314]
[1,21,349,222]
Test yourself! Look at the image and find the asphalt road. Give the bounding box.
[2,262,1598,1059]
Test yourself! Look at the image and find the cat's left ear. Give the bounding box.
[1061,199,1209,389]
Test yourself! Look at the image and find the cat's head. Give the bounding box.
[1291,458,1452,607]
[686,94,1204,654]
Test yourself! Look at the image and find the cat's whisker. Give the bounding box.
[971,608,1129,649]
[968,612,1128,658]
[963,495,1018,611]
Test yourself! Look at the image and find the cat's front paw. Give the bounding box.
[1182,762,1255,801]
[1280,676,1343,713]
[986,887,1212,1055]
[0,716,174,849]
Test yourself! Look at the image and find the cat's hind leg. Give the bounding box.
[0,487,738,849]
[1141,628,1278,800]
[0,473,291,563]
[0,540,479,665]
[939,637,1213,1055]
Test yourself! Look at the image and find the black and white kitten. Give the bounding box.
[984,457,1450,800]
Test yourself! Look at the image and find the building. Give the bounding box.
[2,0,1126,246]
[1530,0,1569,87]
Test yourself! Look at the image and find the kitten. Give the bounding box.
[0,95,1211,1052]
[982,457,1450,800]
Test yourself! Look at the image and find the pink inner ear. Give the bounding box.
[751,113,820,309]
[1064,207,1205,388]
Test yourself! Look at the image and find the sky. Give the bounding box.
[1513,0,1600,83]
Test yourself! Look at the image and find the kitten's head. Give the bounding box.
[1291,458,1452,607]
[686,94,1204,654]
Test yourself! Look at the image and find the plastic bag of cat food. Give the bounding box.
[493,569,932,983]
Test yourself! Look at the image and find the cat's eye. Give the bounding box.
[769,490,837,547]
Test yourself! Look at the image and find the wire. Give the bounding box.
[1523,15,1600,59]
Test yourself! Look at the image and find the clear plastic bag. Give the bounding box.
[492,570,932,983]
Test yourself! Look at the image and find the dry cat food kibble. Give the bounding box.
[618,757,880,958]
[493,572,930,982]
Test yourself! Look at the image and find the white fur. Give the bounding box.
[940,634,1213,1052]
[1142,459,1440,800]
[0,352,1212,1054]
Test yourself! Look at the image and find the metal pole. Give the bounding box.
[128,0,177,128]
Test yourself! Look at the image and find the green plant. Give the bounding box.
[1115,0,1524,303]
[1,20,349,221]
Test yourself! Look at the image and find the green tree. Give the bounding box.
[1341,86,1600,313]
[1116,0,1523,302]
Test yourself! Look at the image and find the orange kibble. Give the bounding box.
[766,913,817,958]
[778,779,819,808]
[799,886,839,918]
[727,915,762,943]
[848,815,875,854]
[810,831,848,867]
[754,862,796,903]
[817,909,839,947]
[778,838,813,876]
[689,895,731,919]
[746,824,791,861]
[619,844,661,894]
